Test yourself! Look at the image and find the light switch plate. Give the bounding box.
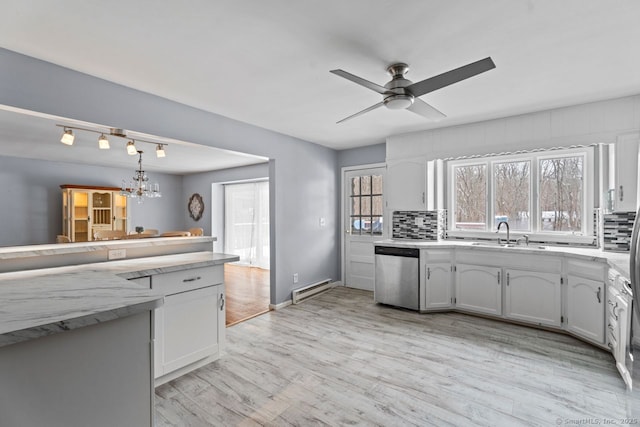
[108,249,126,260]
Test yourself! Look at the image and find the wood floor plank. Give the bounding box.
[224,264,270,326]
[156,287,640,426]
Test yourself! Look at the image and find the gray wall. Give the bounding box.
[337,143,386,169]
[0,155,183,246]
[182,163,270,252]
[0,48,339,305]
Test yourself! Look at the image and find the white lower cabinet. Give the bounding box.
[424,262,453,310]
[133,265,226,385]
[504,269,562,328]
[455,264,501,316]
[566,274,605,344]
[159,284,223,375]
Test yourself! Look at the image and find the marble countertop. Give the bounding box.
[374,239,631,279]
[0,236,216,260]
[0,251,239,348]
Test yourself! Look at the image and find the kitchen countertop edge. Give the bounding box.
[0,251,239,348]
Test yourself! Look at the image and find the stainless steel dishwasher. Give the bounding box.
[374,246,420,310]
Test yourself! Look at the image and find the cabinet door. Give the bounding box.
[455,264,501,316]
[385,158,426,211]
[614,136,639,212]
[424,262,452,310]
[504,269,561,327]
[160,285,221,375]
[567,275,605,344]
[71,190,90,242]
[112,192,128,232]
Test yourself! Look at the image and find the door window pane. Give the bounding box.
[372,175,383,194]
[349,174,383,235]
[361,176,371,195]
[493,160,530,231]
[454,164,487,230]
[539,156,583,232]
[351,177,360,195]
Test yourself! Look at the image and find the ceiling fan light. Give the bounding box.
[60,129,75,145]
[156,144,166,158]
[126,140,137,155]
[384,95,414,110]
[98,134,110,149]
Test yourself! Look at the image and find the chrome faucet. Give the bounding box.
[496,221,510,245]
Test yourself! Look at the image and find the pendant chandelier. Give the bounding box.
[120,150,162,202]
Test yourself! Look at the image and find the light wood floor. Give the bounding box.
[155,287,640,426]
[224,264,270,326]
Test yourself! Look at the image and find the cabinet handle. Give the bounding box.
[182,276,202,283]
[608,342,614,350]
[620,185,624,201]
[596,287,601,303]
[422,192,425,204]
[506,272,510,286]
[497,271,501,284]
[427,267,431,280]
[220,294,225,311]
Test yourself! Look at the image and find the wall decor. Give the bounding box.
[188,193,204,221]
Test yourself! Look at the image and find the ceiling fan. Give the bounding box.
[330,57,495,123]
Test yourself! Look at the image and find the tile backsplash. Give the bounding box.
[392,211,442,240]
[603,211,636,252]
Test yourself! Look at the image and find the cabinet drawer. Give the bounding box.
[152,266,223,295]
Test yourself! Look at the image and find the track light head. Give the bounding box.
[98,134,110,149]
[60,129,75,145]
[156,144,166,158]
[126,140,137,155]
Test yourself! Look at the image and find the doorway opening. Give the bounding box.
[222,180,270,326]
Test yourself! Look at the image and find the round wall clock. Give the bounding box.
[188,193,204,221]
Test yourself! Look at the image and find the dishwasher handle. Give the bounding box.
[374,246,419,258]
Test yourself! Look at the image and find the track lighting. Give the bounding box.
[60,128,75,145]
[55,124,168,156]
[126,140,137,155]
[98,134,110,149]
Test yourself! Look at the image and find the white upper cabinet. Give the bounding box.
[385,158,427,211]
[613,133,640,212]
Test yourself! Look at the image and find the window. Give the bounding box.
[448,147,593,242]
[350,174,383,235]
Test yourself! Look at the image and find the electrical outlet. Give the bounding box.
[319,217,326,227]
[415,217,424,226]
[108,249,126,260]
[293,273,299,284]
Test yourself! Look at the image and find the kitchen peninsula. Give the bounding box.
[0,236,238,427]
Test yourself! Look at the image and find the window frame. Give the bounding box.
[447,147,594,244]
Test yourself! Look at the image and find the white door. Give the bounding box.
[455,264,502,316]
[344,167,385,290]
[504,269,561,327]
[567,274,605,344]
[424,262,453,310]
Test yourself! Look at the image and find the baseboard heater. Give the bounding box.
[292,279,334,304]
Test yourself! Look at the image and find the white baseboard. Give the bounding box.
[269,299,292,310]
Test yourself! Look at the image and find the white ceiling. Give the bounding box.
[1,0,640,160]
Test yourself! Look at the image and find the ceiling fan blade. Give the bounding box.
[406,57,496,97]
[406,98,446,121]
[330,69,387,95]
[336,102,384,124]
